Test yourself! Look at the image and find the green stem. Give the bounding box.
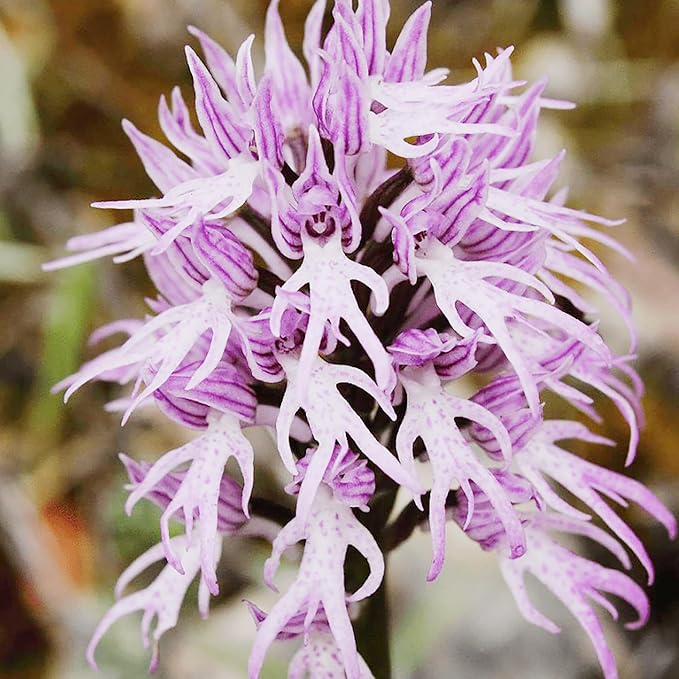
[346,486,398,678]
[353,567,392,679]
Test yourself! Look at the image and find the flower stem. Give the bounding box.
[358,166,413,247]
[347,485,399,678]
[354,568,392,679]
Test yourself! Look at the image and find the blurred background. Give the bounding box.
[0,0,678,677]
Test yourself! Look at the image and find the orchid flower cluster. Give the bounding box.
[46,1,676,678]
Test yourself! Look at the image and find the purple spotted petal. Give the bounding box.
[250,486,383,679]
[121,454,248,534]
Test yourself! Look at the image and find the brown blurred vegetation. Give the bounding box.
[0,1,678,677]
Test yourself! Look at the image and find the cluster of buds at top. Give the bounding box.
[46,1,675,678]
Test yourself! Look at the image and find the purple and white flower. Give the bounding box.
[47,1,674,677]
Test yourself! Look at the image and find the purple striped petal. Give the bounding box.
[122,119,197,193]
[253,74,284,168]
[264,0,312,129]
[192,221,258,300]
[357,0,389,76]
[385,2,431,83]
[153,361,257,426]
[185,46,249,161]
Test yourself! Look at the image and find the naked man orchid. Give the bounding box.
[46,1,676,677]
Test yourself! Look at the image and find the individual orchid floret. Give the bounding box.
[365,52,519,158]
[91,43,265,253]
[249,485,383,679]
[470,370,670,583]
[367,80,513,159]
[454,479,650,679]
[252,301,340,386]
[394,232,609,415]
[270,202,394,393]
[124,411,254,595]
[445,129,628,270]
[501,514,649,679]
[404,137,528,251]
[62,272,262,423]
[87,536,219,673]
[512,419,677,583]
[121,454,249,535]
[483,182,627,271]
[393,338,525,581]
[93,152,258,252]
[509,322,643,464]
[274,346,420,521]
[248,602,375,679]
[312,4,523,159]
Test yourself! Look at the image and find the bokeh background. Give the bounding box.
[1,0,678,677]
